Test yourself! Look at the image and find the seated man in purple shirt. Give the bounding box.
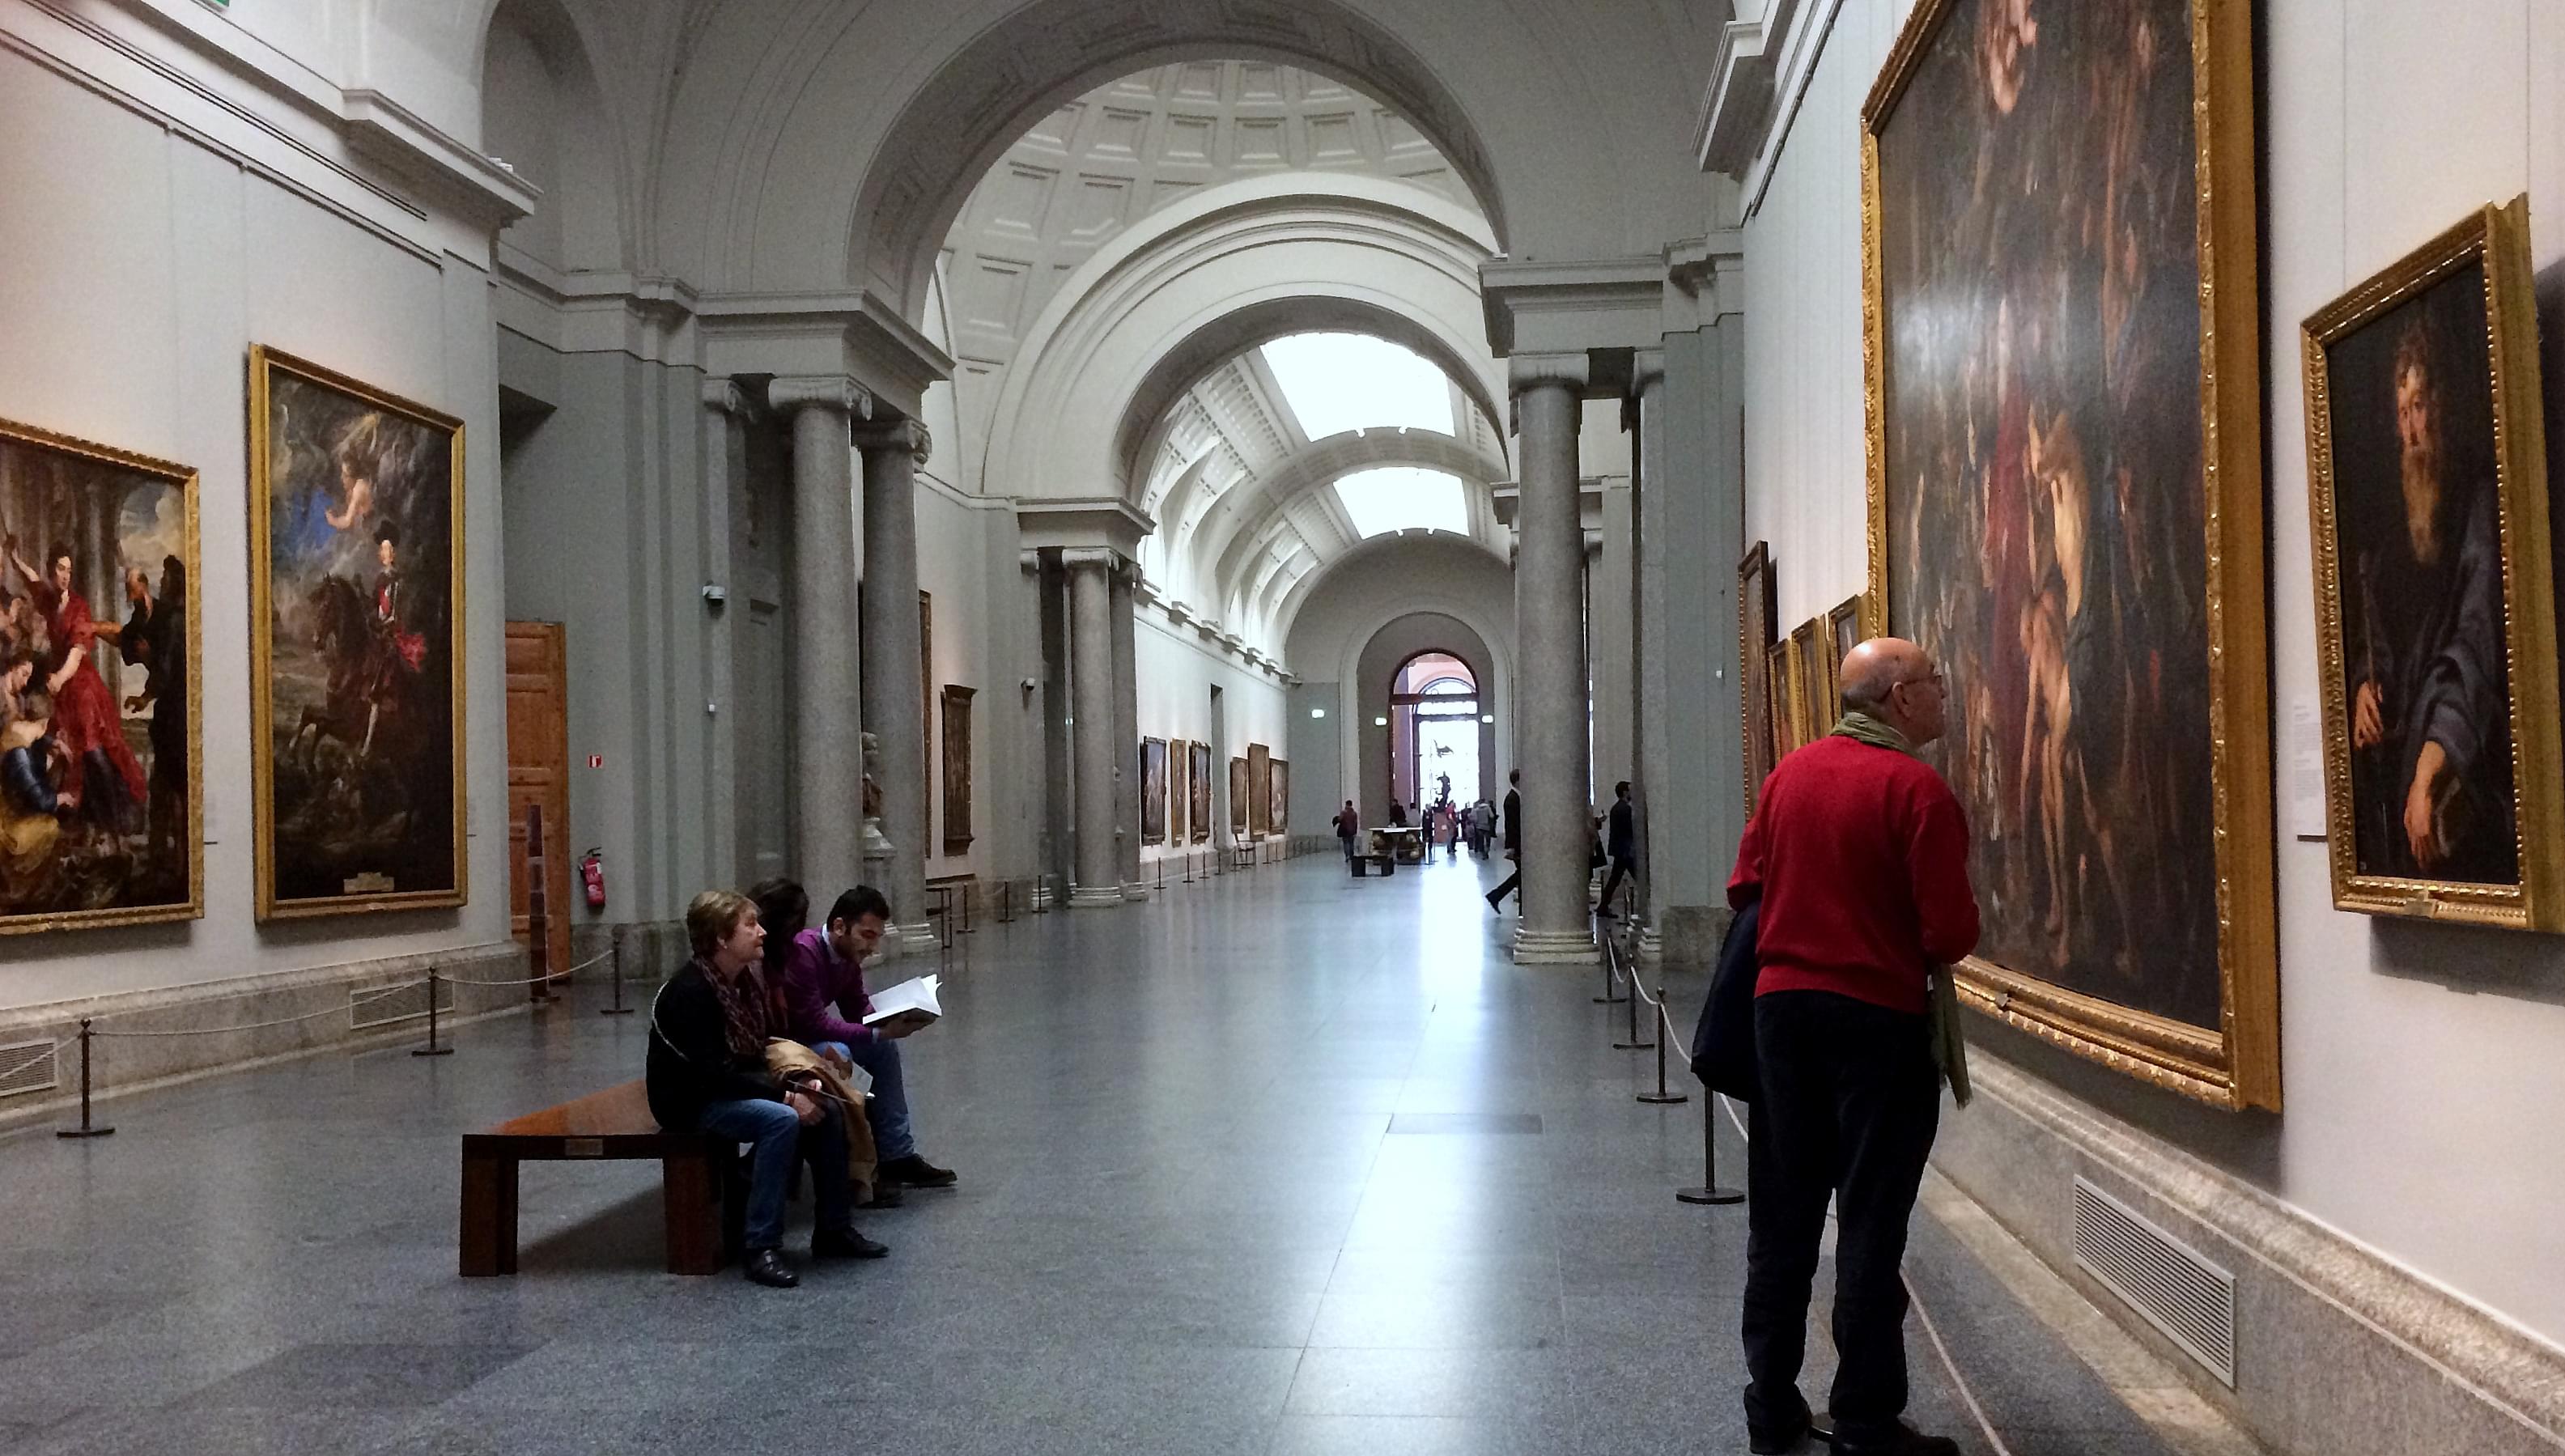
[780,885,957,1205]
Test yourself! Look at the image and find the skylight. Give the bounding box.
[1334,467,1467,538]
[1261,333,1454,440]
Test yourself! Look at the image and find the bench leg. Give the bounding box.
[460,1152,519,1276]
[662,1152,724,1276]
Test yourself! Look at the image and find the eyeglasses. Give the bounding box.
[1893,669,1947,693]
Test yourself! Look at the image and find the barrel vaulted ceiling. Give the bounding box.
[941,60,1505,652]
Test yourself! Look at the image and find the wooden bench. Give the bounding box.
[459,1079,737,1277]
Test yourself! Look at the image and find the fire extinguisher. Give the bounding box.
[580,848,606,911]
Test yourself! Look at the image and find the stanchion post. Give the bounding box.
[413,968,455,1057]
[601,924,635,1016]
[1612,940,1653,1051]
[1592,936,1626,1004]
[1677,1093,1745,1206]
[54,1019,113,1140]
[525,804,558,1007]
[1637,983,1688,1105]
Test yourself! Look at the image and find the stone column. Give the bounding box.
[857,418,935,951]
[699,379,747,889]
[1510,354,1599,964]
[1064,549,1123,907]
[1629,350,1667,964]
[770,376,868,903]
[1110,560,1144,900]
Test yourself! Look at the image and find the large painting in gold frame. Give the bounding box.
[250,346,468,919]
[1738,542,1780,811]
[1861,0,2275,1107]
[2303,198,2561,929]
[0,419,202,933]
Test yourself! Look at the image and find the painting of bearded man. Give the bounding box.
[2304,198,2563,929]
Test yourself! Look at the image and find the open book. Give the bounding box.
[862,974,942,1033]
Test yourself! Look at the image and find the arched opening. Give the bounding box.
[478,0,626,275]
[1390,651,1481,817]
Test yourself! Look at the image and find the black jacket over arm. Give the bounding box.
[646,962,782,1129]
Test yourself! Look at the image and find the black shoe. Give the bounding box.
[1485,892,1502,911]
[741,1249,798,1288]
[1834,1421,1959,1456]
[861,1180,907,1209]
[812,1227,890,1260]
[1747,1387,1814,1454]
[881,1154,957,1188]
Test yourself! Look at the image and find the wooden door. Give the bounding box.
[505,622,572,978]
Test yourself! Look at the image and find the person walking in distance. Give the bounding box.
[1334,800,1361,864]
[1728,638,1979,1456]
[1484,770,1523,911]
[1596,780,1639,917]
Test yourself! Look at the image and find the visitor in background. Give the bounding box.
[1484,770,1523,911]
[646,889,876,1288]
[1335,800,1361,863]
[782,885,958,1206]
[1726,638,1979,1456]
[750,877,808,988]
[1597,780,1638,917]
[1388,800,1408,828]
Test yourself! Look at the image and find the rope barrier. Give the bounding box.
[90,987,428,1038]
[0,1042,59,1087]
[441,947,614,988]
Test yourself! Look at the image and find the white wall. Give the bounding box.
[0,5,514,1008]
[1134,610,1289,860]
[1741,0,2565,1348]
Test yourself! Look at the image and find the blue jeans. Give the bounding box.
[810,1037,915,1161]
[692,1096,851,1251]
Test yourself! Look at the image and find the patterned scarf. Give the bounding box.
[699,956,770,1060]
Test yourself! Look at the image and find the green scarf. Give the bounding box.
[1828,710,1973,1108]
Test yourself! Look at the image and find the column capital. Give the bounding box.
[1508,352,1591,395]
[768,375,873,419]
[701,376,750,415]
[856,418,932,465]
[1060,545,1123,574]
[1631,348,1666,392]
[1019,549,1047,576]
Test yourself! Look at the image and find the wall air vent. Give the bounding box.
[0,1039,59,1099]
[350,978,454,1031]
[2073,1175,2238,1387]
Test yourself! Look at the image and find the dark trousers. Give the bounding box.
[1596,854,1637,912]
[1488,851,1520,906]
[1742,990,1940,1444]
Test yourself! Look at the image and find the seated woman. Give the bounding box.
[645,888,887,1287]
[780,885,957,1205]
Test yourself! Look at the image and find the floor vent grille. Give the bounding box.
[0,1038,59,1099]
[2074,1175,2237,1386]
[350,978,455,1030]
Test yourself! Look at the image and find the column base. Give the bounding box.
[1637,924,1665,969]
[1070,884,1124,909]
[895,921,939,953]
[1121,882,1149,903]
[1512,926,1599,965]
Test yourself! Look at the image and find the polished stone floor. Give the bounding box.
[0,852,2248,1455]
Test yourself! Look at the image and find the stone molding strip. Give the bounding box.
[1950,1055,2565,1454]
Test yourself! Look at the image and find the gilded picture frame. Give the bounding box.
[1739,542,1780,811]
[1766,638,1804,758]
[1271,758,1289,836]
[1861,0,2276,1107]
[940,684,974,855]
[0,418,203,934]
[1828,594,1866,670]
[1228,757,1249,836]
[250,346,469,919]
[1246,742,1272,837]
[1169,737,1188,844]
[2302,197,2560,929]
[1140,736,1168,846]
[1191,741,1212,843]
[1791,618,1833,738]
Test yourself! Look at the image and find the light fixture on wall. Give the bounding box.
[1310,707,1326,719]
[1480,714,1494,724]
[1374,716,1388,727]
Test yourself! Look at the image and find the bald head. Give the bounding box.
[1839,636,1947,744]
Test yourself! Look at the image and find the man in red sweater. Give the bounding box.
[1727,635,1979,1456]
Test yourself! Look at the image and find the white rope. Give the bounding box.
[91,983,430,1038]
[442,946,616,987]
[0,1043,60,1085]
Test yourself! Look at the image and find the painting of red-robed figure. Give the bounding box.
[1866,0,2274,1106]
[0,422,199,932]
[251,348,465,918]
